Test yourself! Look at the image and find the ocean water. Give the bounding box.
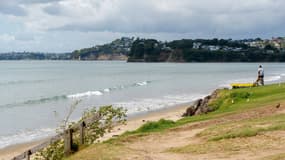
[0,61,285,149]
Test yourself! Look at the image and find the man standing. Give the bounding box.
[256,65,264,86]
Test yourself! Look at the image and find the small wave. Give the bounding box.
[24,95,67,105]
[67,81,152,99]
[67,91,103,99]
[0,95,67,109]
[265,76,281,82]
[114,93,206,115]
[135,81,150,86]
[103,88,111,92]
[281,74,285,76]
[0,128,55,149]
[0,79,50,86]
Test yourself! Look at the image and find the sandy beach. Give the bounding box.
[0,104,189,160]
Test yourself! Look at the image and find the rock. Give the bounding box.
[182,89,221,117]
[182,99,202,117]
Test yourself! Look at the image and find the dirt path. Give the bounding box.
[119,102,285,160]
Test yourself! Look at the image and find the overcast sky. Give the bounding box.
[0,0,284,52]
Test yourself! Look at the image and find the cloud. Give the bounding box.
[0,34,15,42]
[0,0,285,52]
[0,0,64,16]
[0,1,26,16]
[17,0,284,36]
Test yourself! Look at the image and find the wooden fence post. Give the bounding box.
[79,121,86,145]
[64,128,73,156]
[25,150,31,160]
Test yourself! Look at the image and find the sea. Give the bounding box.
[0,61,285,149]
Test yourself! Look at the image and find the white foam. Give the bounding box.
[280,74,285,77]
[67,91,103,99]
[67,81,151,99]
[103,88,111,92]
[135,81,148,86]
[265,76,281,82]
[0,128,55,149]
[114,94,206,115]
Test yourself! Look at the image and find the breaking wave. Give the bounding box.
[67,81,151,99]
[0,81,152,108]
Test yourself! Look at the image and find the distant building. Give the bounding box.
[193,42,202,49]
[249,41,265,49]
[208,45,220,51]
[201,45,220,51]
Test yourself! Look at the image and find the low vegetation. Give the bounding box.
[34,105,127,160]
[65,83,285,159]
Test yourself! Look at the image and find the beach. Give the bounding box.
[0,103,189,160]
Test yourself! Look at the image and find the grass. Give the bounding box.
[198,113,285,141]
[127,119,176,134]
[167,110,285,154]
[168,114,285,154]
[259,153,285,160]
[66,83,285,159]
[176,83,285,125]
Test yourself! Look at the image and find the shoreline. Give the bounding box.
[0,103,190,160]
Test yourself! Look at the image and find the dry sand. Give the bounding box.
[0,104,189,160]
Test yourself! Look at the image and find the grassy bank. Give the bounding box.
[66,83,285,160]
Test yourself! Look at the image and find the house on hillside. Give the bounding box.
[193,42,202,49]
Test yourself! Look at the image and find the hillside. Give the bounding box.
[128,38,285,62]
[66,83,285,160]
[71,37,134,60]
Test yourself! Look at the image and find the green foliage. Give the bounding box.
[35,105,127,160]
[71,37,134,59]
[34,140,64,160]
[82,105,127,144]
[129,38,162,61]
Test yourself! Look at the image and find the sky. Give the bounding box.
[0,0,284,52]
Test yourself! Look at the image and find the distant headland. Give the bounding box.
[1,37,285,62]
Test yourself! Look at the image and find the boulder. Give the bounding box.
[182,89,221,117]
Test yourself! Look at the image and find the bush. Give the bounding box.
[35,105,127,160]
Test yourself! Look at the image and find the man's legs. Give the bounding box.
[261,77,264,86]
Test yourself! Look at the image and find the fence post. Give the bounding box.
[79,121,86,145]
[25,150,32,160]
[64,128,73,156]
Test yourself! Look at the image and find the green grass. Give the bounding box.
[128,119,176,134]
[176,83,285,125]
[168,113,285,154]
[197,113,285,141]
